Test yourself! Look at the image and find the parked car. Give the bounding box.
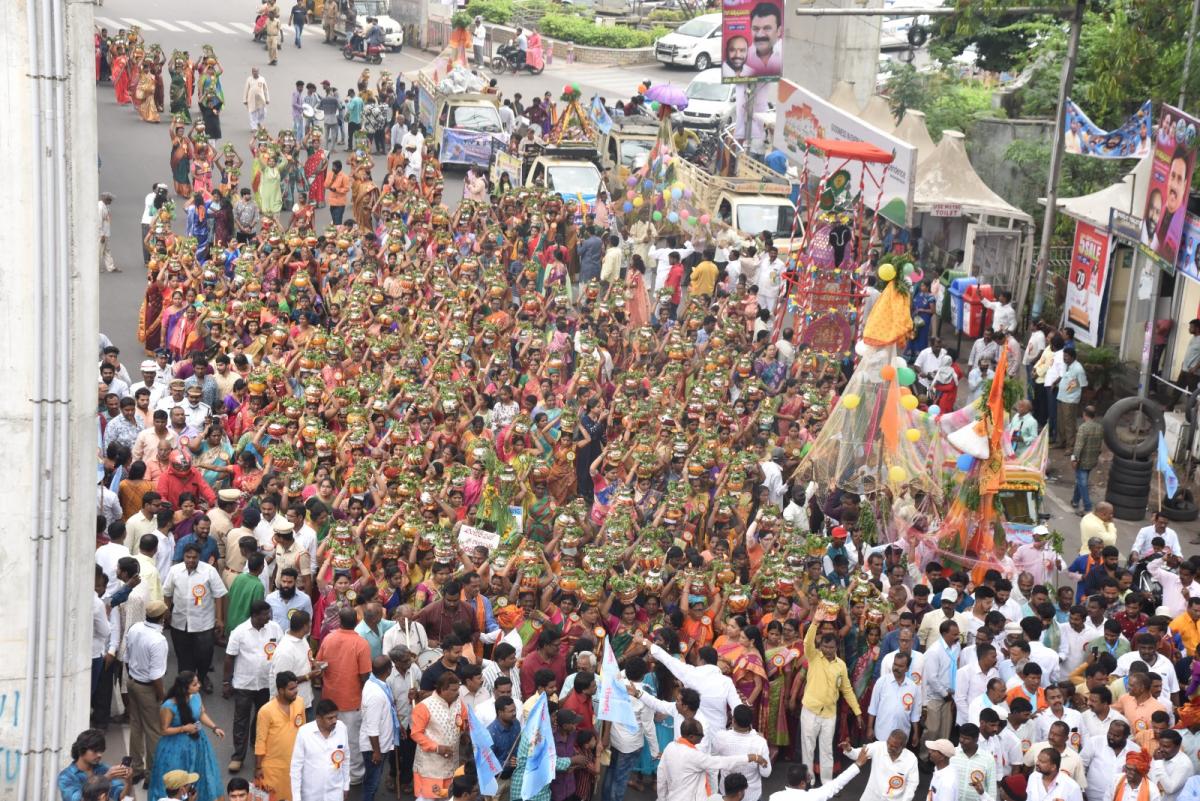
[654,13,721,70]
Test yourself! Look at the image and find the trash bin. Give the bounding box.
[948,276,978,334]
[962,283,995,337]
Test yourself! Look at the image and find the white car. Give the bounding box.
[654,13,722,71]
[677,68,735,128]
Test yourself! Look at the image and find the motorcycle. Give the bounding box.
[342,40,384,64]
[491,41,544,75]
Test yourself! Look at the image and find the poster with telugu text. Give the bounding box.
[721,0,782,84]
[1064,220,1112,347]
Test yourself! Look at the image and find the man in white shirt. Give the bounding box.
[163,542,227,694]
[1114,635,1181,703]
[647,640,742,740]
[868,652,922,744]
[1024,322,1048,382]
[982,291,1017,333]
[459,664,494,726]
[766,749,868,801]
[1149,556,1200,617]
[481,642,522,709]
[126,600,170,779]
[224,601,285,773]
[759,449,786,508]
[956,644,1000,725]
[755,246,785,314]
[471,16,487,65]
[843,731,920,801]
[914,337,948,383]
[1080,686,1128,744]
[1131,514,1184,560]
[128,360,167,410]
[968,678,1011,727]
[386,644,422,756]
[925,738,959,801]
[1150,730,1193,801]
[657,719,767,801]
[712,705,772,801]
[96,526,131,595]
[923,620,962,750]
[647,239,695,291]
[1028,746,1085,801]
[291,698,351,801]
[980,707,1023,777]
[603,657,659,801]
[1036,685,1084,749]
[271,610,319,714]
[359,655,398,801]
[1080,720,1141,801]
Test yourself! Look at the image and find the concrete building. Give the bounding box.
[784,0,885,109]
[0,0,102,797]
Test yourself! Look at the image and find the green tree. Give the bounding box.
[884,65,1004,137]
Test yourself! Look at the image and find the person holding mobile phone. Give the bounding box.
[58,729,134,800]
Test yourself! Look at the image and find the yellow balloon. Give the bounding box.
[901,394,919,411]
[888,465,908,483]
[633,196,644,207]
[905,427,921,442]
[878,263,896,282]
[841,393,861,409]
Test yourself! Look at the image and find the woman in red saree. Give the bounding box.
[137,278,168,353]
[304,132,328,206]
[112,47,132,105]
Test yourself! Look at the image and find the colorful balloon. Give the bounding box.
[622,202,633,213]
[897,366,917,386]
[888,466,908,483]
[956,454,975,472]
[699,214,711,225]
[842,393,861,409]
[880,365,896,381]
[668,211,679,223]
[905,428,921,442]
[652,210,663,221]
[679,209,690,220]
[901,395,919,411]
[878,264,896,281]
[633,197,644,207]
[928,404,941,417]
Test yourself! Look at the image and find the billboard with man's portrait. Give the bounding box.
[722,0,783,84]
[1141,103,1200,267]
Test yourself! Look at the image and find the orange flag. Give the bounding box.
[881,376,900,455]
[981,346,1008,495]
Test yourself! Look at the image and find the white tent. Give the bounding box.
[828,80,862,114]
[1048,153,1152,228]
[914,131,1032,222]
[893,110,937,169]
[861,95,897,133]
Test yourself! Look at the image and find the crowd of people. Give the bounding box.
[76,13,1200,801]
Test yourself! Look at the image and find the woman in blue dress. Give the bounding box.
[149,671,225,801]
[907,279,937,360]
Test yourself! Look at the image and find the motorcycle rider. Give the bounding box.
[514,26,528,69]
[365,17,384,51]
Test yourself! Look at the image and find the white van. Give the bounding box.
[654,13,722,71]
[678,68,735,128]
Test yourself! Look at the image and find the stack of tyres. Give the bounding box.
[1099,397,1196,520]
[1104,454,1151,520]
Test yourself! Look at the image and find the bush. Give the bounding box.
[466,0,514,23]
[537,13,665,47]
[647,8,686,22]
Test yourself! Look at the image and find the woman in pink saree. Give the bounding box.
[714,618,768,722]
[625,255,651,328]
[304,130,328,206]
[525,30,545,72]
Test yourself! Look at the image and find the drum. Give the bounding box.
[416,647,442,670]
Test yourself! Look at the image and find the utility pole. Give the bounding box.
[1028,0,1085,322]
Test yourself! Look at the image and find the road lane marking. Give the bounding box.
[95,16,123,29]
[147,19,183,32]
[229,22,256,34]
[204,22,236,34]
[177,20,211,33]
[120,17,155,30]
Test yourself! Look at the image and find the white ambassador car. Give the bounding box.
[654,13,722,71]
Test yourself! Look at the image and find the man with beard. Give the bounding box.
[723,35,750,78]
[1081,720,1141,801]
[265,566,312,630]
[745,2,782,76]
[1156,151,1193,260]
[1029,747,1084,801]
[1143,188,1164,249]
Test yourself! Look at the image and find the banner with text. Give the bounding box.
[1063,98,1153,159]
[1064,220,1113,347]
[774,79,916,226]
[1175,212,1200,283]
[440,128,498,167]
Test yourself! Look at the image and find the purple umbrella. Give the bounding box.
[644,83,688,111]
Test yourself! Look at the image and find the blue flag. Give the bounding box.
[1158,431,1179,499]
[589,94,614,135]
[466,702,501,796]
[519,692,557,801]
[597,637,638,730]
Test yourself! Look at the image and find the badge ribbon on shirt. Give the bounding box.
[264,641,277,661]
[331,748,345,770]
[192,584,207,606]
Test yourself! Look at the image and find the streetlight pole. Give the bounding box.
[1029,0,1085,322]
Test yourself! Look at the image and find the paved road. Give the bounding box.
[96,0,690,357]
[92,3,1146,796]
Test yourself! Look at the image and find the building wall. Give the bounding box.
[965,117,1055,220]
[0,0,100,796]
[783,0,884,109]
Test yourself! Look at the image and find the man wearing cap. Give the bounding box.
[1014,526,1066,587]
[160,769,200,799]
[209,490,239,557]
[126,599,169,782]
[271,518,311,592]
[129,359,166,408]
[917,588,968,649]
[925,738,959,801]
[154,378,188,415]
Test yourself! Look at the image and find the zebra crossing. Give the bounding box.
[94,15,326,38]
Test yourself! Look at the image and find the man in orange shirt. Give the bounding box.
[325,160,350,225]
[1006,663,1048,712]
[1169,596,1200,656]
[316,607,371,784]
[254,671,305,799]
[1113,672,1166,738]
